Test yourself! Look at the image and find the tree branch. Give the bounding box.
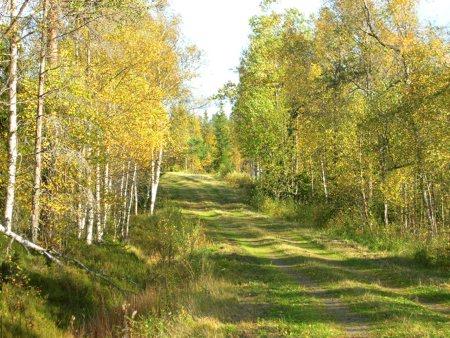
[3,0,32,36]
[0,223,62,264]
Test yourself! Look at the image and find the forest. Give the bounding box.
[231,0,449,260]
[0,0,449,336]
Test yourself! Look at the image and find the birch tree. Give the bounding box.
[3,0,20,232]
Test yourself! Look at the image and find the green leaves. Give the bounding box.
[231,0,449,239]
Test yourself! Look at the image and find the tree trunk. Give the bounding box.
[309,157,314,198]
[4,0,20,232]
[134,164,138,215]
[403,183,409,232]
[125,163,137,238]
[86,164,94,245]
[441,194,446,229]
[321,158,328,201]
[115,163,125,239]
[103,162,110,231]
[77,147,86,239]
[95,161,102,242]
[121,161,130,237]
[145,179,151,211]
[384,201,389,226]
[145,153,155,211]
[77,202,86,239]
[423,179,437,238]
[31,0,48,242]
[0,223,61,264]
[358,140,371,228]
[47,0,59,65]
[150,149,163,215]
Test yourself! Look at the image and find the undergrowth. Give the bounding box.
[226,172,450,269]
[0,206,210,337]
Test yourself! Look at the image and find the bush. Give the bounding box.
[260,197,299,221]
[414,242,450,268]
[224,172,253,189]
[149,207,205,263]
[0,252,25,286]
[249,189,333,228]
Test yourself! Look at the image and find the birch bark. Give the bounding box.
[150,149,163,215]
[321,158,328,201]
[125,163,137,238]
[115,164,125,239]
[32,0,48,241]
[4,0,20,232]
[77,202,86,239]
[103,162,110,230]
[121,161,130,237]
[95,161,102,241]
[86,164,94,245]
[134,165,138,215]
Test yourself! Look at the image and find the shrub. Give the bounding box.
[0,252,24,286]
[249,189,334,229]
[224,172,253,190]
[149,207,204,263]
[414,242,450,268]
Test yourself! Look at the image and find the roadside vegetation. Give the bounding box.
[0,206,208,336]
[225,172,449,268]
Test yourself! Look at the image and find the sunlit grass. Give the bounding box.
[156,172,450,337]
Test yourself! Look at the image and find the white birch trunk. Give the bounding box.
[103,162,110,231]
[358,141,371,227]
[77,147,86,239]
[145,156,156,210]
[86,166,94,245]
[150,149,163,215]
[321,159,328,201]
[145,180,151,211]
[77,202,86,239]
[95,161,102,242]
[4,0,20,232]
[384,201,389,226]
[0,223,61,264]
[423,180,437,237]
[403,183,409,231]
[31,0,48,242]
[309,157,314,197]
[115,164,125,239]
[134,164,138,216]
[47,0,59,65]
[125,164,137,238]
[441,195,445,228]
[121,161,130,237]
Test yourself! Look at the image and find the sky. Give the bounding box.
[168,0,450,114]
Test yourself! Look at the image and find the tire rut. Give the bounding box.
[271,258,370,337]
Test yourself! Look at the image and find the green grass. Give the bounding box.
[0,206,208,337]
[157,172,450,337]
[250,193,450,267]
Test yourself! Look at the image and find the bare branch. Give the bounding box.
[3,0,32,36]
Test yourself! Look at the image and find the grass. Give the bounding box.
[157,172,450,337]
[0,172,448,337]
[252,192,450,268]
[0,205,208,337]
[249,191,450,267]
